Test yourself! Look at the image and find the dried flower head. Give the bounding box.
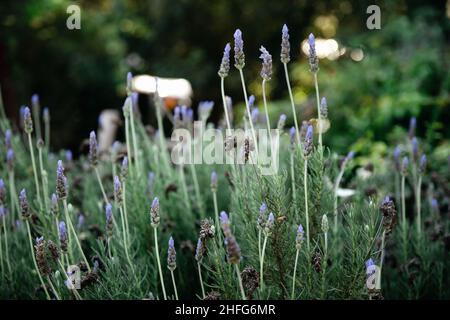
[200,218,215,240]
[105,203,113,237]
[89,131,98,167]
[321,214,329,233]
[23,106,33,134]
[295,224,304,250]
[35,236,51,276]
[303,125,314,158]
[218,43,231,78]
[58,221,67,252]
[204,291,221,300]
[234,29,245,69]
[280,24,290,64]
[308,33,319,73]
[259,46,272,80]
[311,250,322,273]
[36,138,44,149]
[277,114,287,130]
[167,236,177,271]
[241,266,260,299]
[113,176,123,206]
[19,189,30,219]
[320,97,328,118]
[56,160,68,200]
[150,197,160,228]
[380,196,397,234]
[47,240,60,262]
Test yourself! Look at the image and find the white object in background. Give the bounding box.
[98,110,121,154]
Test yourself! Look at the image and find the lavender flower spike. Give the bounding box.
[234,29,245,69]
[401,156,409,176]
[411,137,419,162]
[23,106,33,134]
[195,238,205,262]
[220,211,241,264]
[419,154,427,174]
[303,125,314,158]
[320,97,328,118]
[121,156,129,181]
[308,33,319,73]
[210,171,218,191]
[0,179,6,205]
[56,160,68,200]
[150,197,160,228]
[167,236,177,271]
[295,224,304,250]
[126,72,133,94]
[59,221,68,252]
[393,145,401,170]
[5,129,12,148]
[113,176,123,205]
[19,189,30,219]
[218,43,231,78]
[289,127,296,147]
[51,193,59,215]
[105,203,113,237]
[89,131,98,167]
[277,114,287,130]
[408,117,416,139]
[264,212,275,235]
[257,203,267,230]
[280,24,290,64]
[259,46,272,80]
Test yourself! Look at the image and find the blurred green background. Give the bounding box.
[0,0,449,157]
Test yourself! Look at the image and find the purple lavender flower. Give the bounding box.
[220,211,241,264]
[0,179,6,205]
[56,160,68,200]
[210,171,218,191]
[23,106,33,134]
[0,206,6,219]
[105,203,113,237]
[303,125,314,157]
[89,131,98,167]
[295,224,304,250]
[393,145,401,170]
[366,258,375,270]
[167,236,177,271]
[148,171,155,196]
[127,72,133,94]
[31,94,39,108]
[264,212,275,235]
[308,33,319,73]
[5,129,12,149]
[195,238,205,262]
[51,193,59,215]
[43,108,50,123]
[401,156,409,176]
[234,29,245,69]
[277,114,287,130]
[65,150,73,163]
[77,214,85,230]
[345,151,355,162]
[248,95,256,109]
[218,43,231,78]
[259,46,272,80]
[59,221,68,252]
[257,203,267,230]
[431,198,439,213]
[113,176,123,205]
[251,107,260,124]
[289,127,296,147]
[408,117,416,139]
[280,24,290,64]
[220,211,230,234]
[19,189,30,219]
[198,101,214,122]
[150,197,160,228]
[320,97,328,118]
[121,156,128,181]
[419,154,427,174]
[411,137,419,162]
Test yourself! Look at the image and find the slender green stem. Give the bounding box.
[283,63,300,142]
[94,167,108,204]
[27,133,43,211]
[220,77,232,131]
[63,200,91,272]
[32,103,42,141]
[235,264,246,300]
[44,115,50,149]
[262,79,271,133]
[0,225,4,277]
[290,152,297,207]
[154,95,171,176]
[119,206,133,270]
[46,276,61,300]
[260,234,268,291]
[401,175,408,262]
[291,249,300,299]
[179,164,191,213]
[416,176,422,235]
[26,220,51,300]
[2,216,11,275]
[170,269,179,300]
[401,175,406,224]
[129,107,140,171]
[124,116,133,169]
[190,164,203,217]
[304,159,310,252]
[313,73,322,150]
[377,230,386,290]
[212,191,222,245]
[333,166,345,231]
[153,227,167,300]
[197,262,205,299]
[123,183,130,247]
[8,171,19,220]
[238,69,258,154]
[258,229,262,268]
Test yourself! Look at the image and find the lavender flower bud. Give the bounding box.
[401,156,409,176]
[56,160,68,200]
[431,198,439,213]
[23,106,33,134]
[147,171,155,196]
[77,214,85,230]
[195,238,205,262]
[259,46,272,80]
[257,203,267,230]
[251,107,260,124]
[6,148,14,172]
[65,150,73,163]
[51,193,59,216]
[220,211,230,234]
[198,101,214,122]
[19,189,30,219]
[320,97,328,118]
[121,156,129,181]
[248,95,255,109]
[31,94,39,108]
[167,236,177,271]
[295,224,304,250]
[105,203,113,237]
[113,176,122,206]
[393,145,401,170]
[150,197,160,228]
[210,171,218,192]
[131,92,139,114]
[408,117,416,139]
[126,72,133,95]
[321,214,329,233]
[0,206,6,220]
[218,43,231,78]
[43,108,50,123]
[277,114,287,130]
[5,129,12,149]
[303,125,314,158]
[220,211,241,264]
[289,127,296,147]
[419,154,427,174]
[89,131,98,167]
[264,212,275,235]
[280,24,290,64]
[308,33,319,73]
[411,137,419,162]
[366,258,375,272]
[234,29,245,69]
[59,221,68,252]
[345,151,355,163]
[0,179,6,205]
